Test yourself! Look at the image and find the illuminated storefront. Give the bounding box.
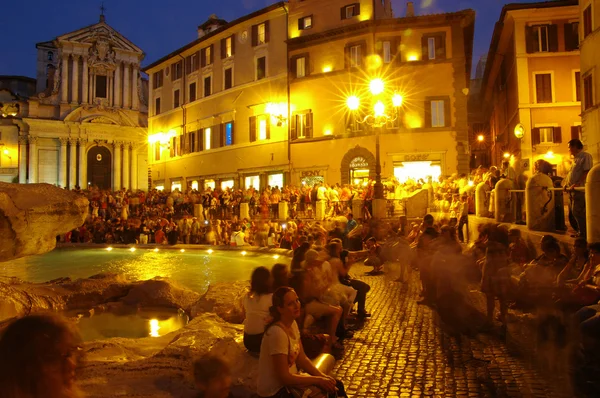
[392,153,444,183]
[245,175,260,190]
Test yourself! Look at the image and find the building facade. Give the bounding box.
[14,15,148,190]
[580,0,600,163]
[145,1,474,192]
[481,0,581,176]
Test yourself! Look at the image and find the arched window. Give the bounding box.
[47,51,53,61]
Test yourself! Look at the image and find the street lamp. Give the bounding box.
[346,79,403,202]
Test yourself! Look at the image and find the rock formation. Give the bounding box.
[191,281,249,324]
[0,182,89,262]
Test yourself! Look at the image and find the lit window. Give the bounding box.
[299,16,312,30]
[191,181,199,191]
[225,37,232,57]
[221,180,234,190]
[245,175,260,190]
[431,100,445,127]
[225,122,233,146]
[268,173,283,188]
[259,118,268,140]
[171,182,182,192]
[350,45,361,67]
[297,114,307,138]
[345,5,357,19]
[539,127,554,144]
[155,185,165,191]
[205,47,211,65]
[296,57,306,78]
[204,179,215,190]
[428,37,436,60]
[258,23,266,44]
[383,41,392,63]
[204,127,211,150]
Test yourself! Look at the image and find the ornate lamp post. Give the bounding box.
[347,79,403,210]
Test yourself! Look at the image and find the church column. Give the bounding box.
[132,65,139,110]
[89,70,95,104]
[114,62,122,108]
[82,56,88,104]
[18,136,28,184]
[68,139,77,188]
[113,141,122,191]
[108,74,113,106]
[131,144,138,191]
[61,54,69,103]
[58,137,68,188]
[78,139,88,189]
[28,137,38,183]
[71,55,79,104]
[123,63,131,109]
[122,142,130,190]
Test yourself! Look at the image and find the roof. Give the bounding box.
[198,15,228,31]
[0,75,36,83]
[481,0,579,99]
[142,1,286,72]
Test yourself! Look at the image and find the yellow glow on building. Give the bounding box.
[406,112,422,128]
[370,78,385,95]
[323,126,333,135]
[346,95,360,111]
[407,53,419,62]
[148,130,177,144]
[392,93,403,107]
[366,54,382,70]
[545,150,555,159]
[322,65,332,73]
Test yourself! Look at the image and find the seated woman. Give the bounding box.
[557,237,589,286]
[257,287,347,398]
[560,242,600,308]
[0,314,84,398]
[364,237,384,275]
[243,267,273,354]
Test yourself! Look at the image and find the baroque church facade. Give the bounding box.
[17,14,148,190]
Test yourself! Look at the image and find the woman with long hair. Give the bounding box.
[243,266,273,353]
[0,314,84,398]
[257,287,346,397]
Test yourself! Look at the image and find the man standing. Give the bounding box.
[343,213,357,249]
[564,139,593,239]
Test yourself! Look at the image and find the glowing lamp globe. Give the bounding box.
[514,124,525,139]
[369,78,384,95]
[374,101,385,117]
[347,95,360,111]
[477,135,484,142]
[392,93,403,107]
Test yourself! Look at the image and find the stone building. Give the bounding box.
[481,0,581,176]
[580,0,600,163]
[145,1,474,191]
[16,14,148,190]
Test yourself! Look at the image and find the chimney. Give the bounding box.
[406,2,415,18]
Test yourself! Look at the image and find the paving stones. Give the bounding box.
[332,266,571,398]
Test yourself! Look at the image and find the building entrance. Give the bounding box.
[87,146,112,189]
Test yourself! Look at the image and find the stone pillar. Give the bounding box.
[89,71,95,103]
[71,55,79,104]
[18,136,27,184]
[315,200,326,220]
[372,198,387,219]
[108,75,113,106]
[240,202,250,220]
[28,137,38,183]
[122,143,130,190]
[586,164,600,243]
[114,63,122,108]
[130,144,138,191]
[278,201,289,220]
[68,139,77,189]
[82,57,88,104]
[352,199,363,220]
[494,179,515,223]
[113,141,122,191]
[131,66,139,110]
[58,137,68,188]
[61,54,69,103]
[78,139,87,189]
[526,173,555,232]
[123,63,131,109]
[475,182,491,217]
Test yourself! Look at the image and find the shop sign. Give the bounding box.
[301,170,323,177]
[404,154,430,162]
[349,157,369,168]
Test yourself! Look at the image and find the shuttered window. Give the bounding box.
[252,21,269,46]
[424,97,451,128]
[584,74,594,110]
[290,110,314,140]
[526,25,558,53]
[421,33,446,61]
[584,5,592,38]
[564,22,579,51]
[535,73,552,103]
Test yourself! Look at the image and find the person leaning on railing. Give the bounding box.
[564,139,593,239]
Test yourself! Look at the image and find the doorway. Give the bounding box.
[87,146,112,189]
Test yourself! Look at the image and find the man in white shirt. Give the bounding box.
[231,226,248,246]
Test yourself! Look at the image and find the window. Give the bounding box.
[204,179,216,190]
[189,82,196,102]
[225,122,234,146]
[350,45,361,67]
[422,34,446,60]
[224,68,233,90]
[201,45,214,67]
[565,22,580,51]
[575,71,581,102]
[341,3,360,19]
[204,127,212,150]
[540,127,554,144]
[584,5,593,38]
[299,15,312,30]
[526,25,558,53]
[186,53,199,74]
[171,61,183,81]
[257,56,266,80]
[532,126,562,145]
[153,70,164,89]
[383,41,392,63]
[291,111,313,139]
[428,37,436,60]
[222,36,233,58]
[221,180,234,190]
[245,175,260,190]
[584,73,594,110]
[256,23,267,45]
[296,57,306,78]
[535,73,553,103]
[191,181,199,191]
[173,89,180,108]
[155,97,161,114]
[205,47,211,65]
[249,115,270,142]
[190,131,197,153]
[268,174,283,188]
[204,75,212,97]
[47,51,53,61]
[154,143,161,161]
[430,100,445,127]
[95,75,107,98]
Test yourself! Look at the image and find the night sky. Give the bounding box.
[1,0,536,78]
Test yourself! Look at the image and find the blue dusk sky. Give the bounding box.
[0,0,537,77]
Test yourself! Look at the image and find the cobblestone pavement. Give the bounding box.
[333,265,572,398]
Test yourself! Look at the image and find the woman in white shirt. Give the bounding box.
[243,267,273,353]
[258,287,341,398]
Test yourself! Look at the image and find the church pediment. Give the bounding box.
[63,106,137,127]
[56,22,143,55]
[83,115,119,125]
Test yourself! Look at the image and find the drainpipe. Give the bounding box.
[178,54,186,189]
[284,4,291,179]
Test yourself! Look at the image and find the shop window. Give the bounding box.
[191,181,199,191]
[245,175,260,190]
[204,179,216,190]
[394,161,441,183]
[268,173,283,188]
[221,180,234,190]
[171,182,182,192]
[301,176,324,187]
[155,185,165,191]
